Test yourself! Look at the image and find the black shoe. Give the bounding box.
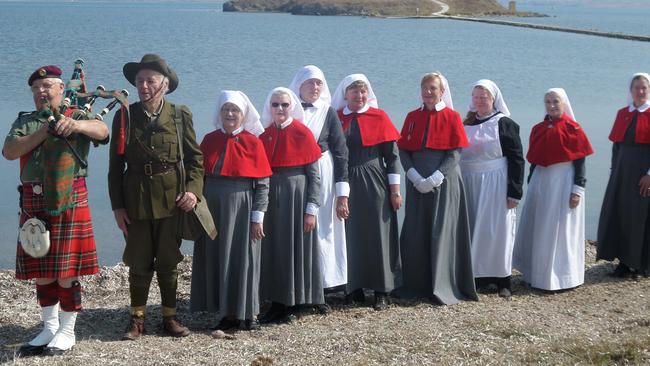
[259,302,285,324]
[641,270,650,278]
[611,263,633,278]
[214,317,240,331]
[498,287,512,298]
[241,319,260,331]
[315,303,332,315]
[17,343,46,357]
[324,284,346,294]
[282,307,298,323]
[373,293,389,311]
[345,289,365,305]
[43,346,73,356]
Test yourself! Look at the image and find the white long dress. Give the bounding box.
[461,114,517,278]
[316,149,347,288]
[303,102,348,288]
[513,162,585,290]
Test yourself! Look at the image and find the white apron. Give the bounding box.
[513,162,585,290]
[461,114,517,278]
[304,102,348,288]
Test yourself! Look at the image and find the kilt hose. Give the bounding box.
[16,178,99,279]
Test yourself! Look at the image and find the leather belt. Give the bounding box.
[128,162,176,176]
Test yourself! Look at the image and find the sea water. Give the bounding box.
[0,1,648,268]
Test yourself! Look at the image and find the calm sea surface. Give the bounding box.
[0,1,649,268]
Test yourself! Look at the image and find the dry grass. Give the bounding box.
[1,243,649,365]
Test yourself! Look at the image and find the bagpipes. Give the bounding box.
[41,59,130,167]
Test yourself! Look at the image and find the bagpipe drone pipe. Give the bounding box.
[41,59,130,168]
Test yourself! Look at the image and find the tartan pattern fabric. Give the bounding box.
[36,281,59,306]
[42,108,84,215]
[59,281,82,311]
[42,136,77,215]
[16,178,99,279]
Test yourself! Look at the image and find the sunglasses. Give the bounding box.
[271,102,290,108]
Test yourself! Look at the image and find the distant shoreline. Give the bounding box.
[222,0,547,18]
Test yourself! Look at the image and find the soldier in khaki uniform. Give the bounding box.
[108,54,203,339]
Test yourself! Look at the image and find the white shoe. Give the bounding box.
[45,311,77,354]
[17,304,60,357]
[29,304,59,346]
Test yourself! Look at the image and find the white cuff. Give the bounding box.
[305,203,319,216]
[647,168,650,175]
[507,197,520,204]
[335,182,350,197]
[430,170,444,186]
[406,168,423,184]
[571,185,585,197]
[251,211,265,223]
[388,173,401,185]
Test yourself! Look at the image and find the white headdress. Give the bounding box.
[289,65,332,139]
[331,73,378,111]
[260,87,305,128]
[213,90,264,136]
[545,87,575,120]
[289,65,332,106]
[627,72,650,106]
[469,79,511,117]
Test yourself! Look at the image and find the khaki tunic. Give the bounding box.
[108,100,203,270]
[5,110,106,182]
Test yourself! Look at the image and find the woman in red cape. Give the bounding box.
[257,87,325,323]
[597,73,650,278]
[190,90,271,331]
[513,88,593,291]
[395,72,478,305]
[331,74,402,310]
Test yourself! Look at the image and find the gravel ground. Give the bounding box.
[1,242,649,365]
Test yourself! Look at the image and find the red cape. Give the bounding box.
[200,129,272,178]
[397,107,469,151]
[527,114,593,167]
[260,120,322,168]
[338,107,400,147]
[609,107,650,144]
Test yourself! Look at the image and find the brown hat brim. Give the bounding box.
[123,59,178,94]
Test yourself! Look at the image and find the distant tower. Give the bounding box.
[508,1,516,13]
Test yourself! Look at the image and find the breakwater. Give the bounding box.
[398,15,650,42]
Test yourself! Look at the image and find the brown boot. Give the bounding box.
[162,316,190,337]
[122,316,145,341]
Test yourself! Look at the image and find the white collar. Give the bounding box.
[421,101,446,112]
[143,99,164,118]
[275,117,293,129]
[629,101,650,113]
[221,125,244,136]
[343,104,370,115]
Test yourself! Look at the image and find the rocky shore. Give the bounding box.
[222,0,545,17]
[1,242,649,365]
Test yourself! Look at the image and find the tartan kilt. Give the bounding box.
[16,178,99,279]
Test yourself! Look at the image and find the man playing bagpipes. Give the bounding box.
[3,65,109,356]
[108,54,203,340]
